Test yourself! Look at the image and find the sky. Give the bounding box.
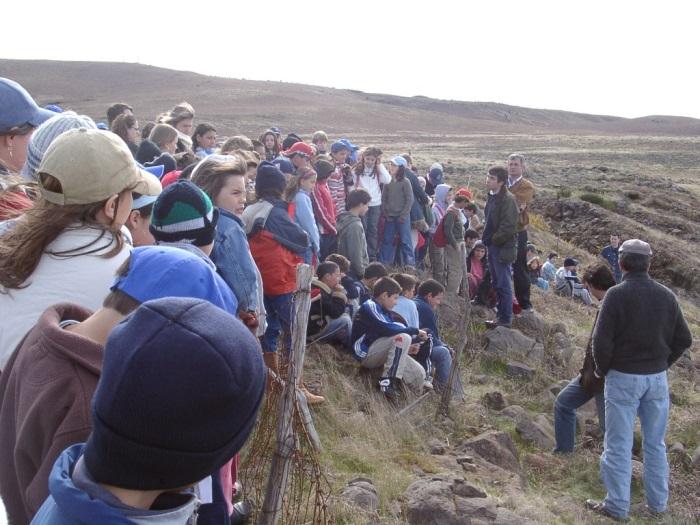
[3,0,700,119]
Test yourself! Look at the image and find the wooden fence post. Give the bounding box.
[258,264,314,525]
[438,297,471,417]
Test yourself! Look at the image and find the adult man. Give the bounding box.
[587,239,692,521]
[600,233,623,283]
[482,166,519,328]
[507,153,535,311]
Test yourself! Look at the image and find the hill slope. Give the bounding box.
[3,59,700,136]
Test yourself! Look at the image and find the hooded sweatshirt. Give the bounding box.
[336,211,369,280]
[430,184,451,234]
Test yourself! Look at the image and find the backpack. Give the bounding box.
[432,209,457,248]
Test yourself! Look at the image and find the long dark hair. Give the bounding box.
[354,147,382,178]
[191,123,216,151]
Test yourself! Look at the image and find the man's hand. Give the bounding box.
[417,329,428,341]
[408,343,420,355]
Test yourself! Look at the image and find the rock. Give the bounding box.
[340,477,379,512]
[506,361,534,381]
[494,507,532,524]
[669,442,685,455]
[483,391,506,410]
[453,497,498,521]
[631,460,644,483]
[500,405,528,422]
[691,446,700,469]
[529,342,545,361]
[516,416,556,450]
[512,311,547,341]
[484,327,537,360]
[429,439,446,455]
[472,374,488,384]
[461,430,522,474]
[451,478,487,498]
[404,479,460,525]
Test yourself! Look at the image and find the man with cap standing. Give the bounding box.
[586,239,692,522]
[31,297,265,525]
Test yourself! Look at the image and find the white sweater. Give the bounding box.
[356,164,391,206]
[0,226,132,368]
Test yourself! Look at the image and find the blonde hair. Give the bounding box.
[220,136,254,153]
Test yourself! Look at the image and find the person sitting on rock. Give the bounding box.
[527,255,549,291]
[555,258,592,305]
[541,252,558,283]
[553,262,616,453]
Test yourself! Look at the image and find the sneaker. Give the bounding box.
[230,500,253,524]
[379,377,401,402]
[422,379,434,391]
[521,305,535,313]
[585,499,628,522]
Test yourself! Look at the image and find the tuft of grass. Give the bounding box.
[529,212,551,232]
[579,192,616,210]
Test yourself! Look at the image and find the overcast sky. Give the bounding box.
[3,0,699,119]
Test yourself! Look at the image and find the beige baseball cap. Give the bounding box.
[37,128,162,205]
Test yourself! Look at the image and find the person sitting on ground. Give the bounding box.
[325,253,361,314]
[553,262,616,454]
[0,247,240,524]
[414,279,463,397]
[527,255,550,291]
[337,189,371,280]
[351,277,428,402]
[555,257,592,305]
[308,261,352,349]
[30,297,265,525]
[464,229,480,250]
[542,252,558,283]
[467,241,492,305]
[358,261,389,304]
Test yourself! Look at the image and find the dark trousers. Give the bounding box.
[513,229,531,309]
[320,233,337,261]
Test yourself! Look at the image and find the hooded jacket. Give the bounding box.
[351,299,419,361]
[336,212,369,280]
[430,184,451,234]
[0,304,97,524]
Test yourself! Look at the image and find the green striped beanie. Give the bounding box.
[149,180,218,247]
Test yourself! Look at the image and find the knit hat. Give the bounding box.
[564,258,578,267]
[281,134,301,150]
[38,128,161,205]
[0,77,55,132]
[282,141,314,158]
[314,158,334,179]
[20,112,97,180]
[84,297,266,490]
[150,180,218,247]
[256,160,286,196]
[272,157,295,175]
[330,141,351,154]
[456,187,473,201]
[111,246,238,314]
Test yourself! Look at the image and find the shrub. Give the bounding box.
[557,188,572,199]
[579,193,615,210]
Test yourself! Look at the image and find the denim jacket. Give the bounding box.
[211,209,259,312]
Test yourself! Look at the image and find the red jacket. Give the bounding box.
[311,181,337,235]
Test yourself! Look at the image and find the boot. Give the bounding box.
[300,384,325,405]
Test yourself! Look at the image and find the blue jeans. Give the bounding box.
[362,205,382,261]
[380,217,415,267]
[312,314,352,348]
[600,370,670,519]
[262,293,293,355]
[486,244,513,324]
[553,375,605,453]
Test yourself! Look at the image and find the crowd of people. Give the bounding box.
[0,77,693,524]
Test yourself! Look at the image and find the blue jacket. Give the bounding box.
[211,209,259,312]
[414,295,445,347]
[600,245,622,283]
[351,299,418,360]
[31,444,206,524]
[293,190,320,264]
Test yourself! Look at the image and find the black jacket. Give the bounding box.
[482,188,518,263]
[592,272,692,376]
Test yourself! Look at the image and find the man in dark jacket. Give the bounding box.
[586,239,692,522]
[482,166,519,328]
[600,233,622,283]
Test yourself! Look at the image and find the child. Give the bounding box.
[542,252,558,283]
[192,123,217,159]
[242,161,309,370]
[325,253,362,313]
[282,141,315,174]
[337,189,371,280]
[0,247,241,524]
[30,297,264,524]
[390,273,419,330]
[351,277,427,401]
[127,190,158,247]
[328,141,353,215]
[260,129,280,161]
[380,156,415,267]
[220,135,254,153]
[528,256,550,291]
[311,130,329,155]
[425,162,444,196]
[414,279,463,397]
[311,158,338,260]
[467,241,491,305]
[251,138,265,158]
[308,261,352,348]
[0,128,161,368]
[444,194,469,294]
[191,155,263,334]
[359,261,389,304]
[353,147,391,260]
[464,202,482,231]
[284,165,320,264]
[429,183,453,285]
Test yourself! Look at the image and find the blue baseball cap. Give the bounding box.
[272,156,295,175]
[0,77,55,132]
[338,138,359,152]
[44,104,63,113]
[110,246,238,315]
[131,165,164,208]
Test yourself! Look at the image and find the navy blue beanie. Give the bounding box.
[84,297,266,490]
[256,160,287,197]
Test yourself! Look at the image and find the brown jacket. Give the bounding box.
[508,177,535,231]
[0,303,99,524]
